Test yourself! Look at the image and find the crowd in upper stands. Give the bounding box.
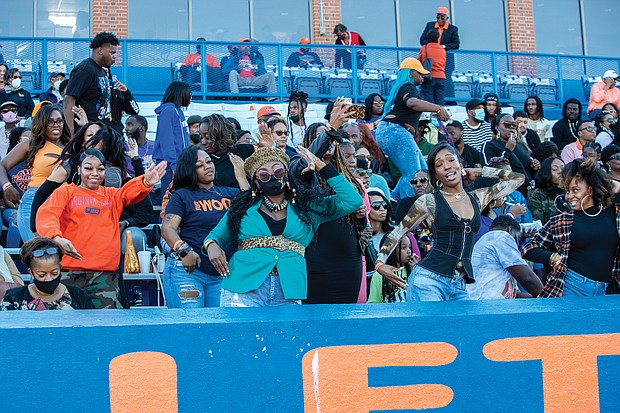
[1,6,620,310]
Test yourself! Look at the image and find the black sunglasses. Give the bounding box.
[356,168,372,176]
[32,247,59,258]
[370,201,388,211]
[410,177,428,185]
[257,167,286,183]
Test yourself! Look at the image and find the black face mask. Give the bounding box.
[33,276,62,295]
[257,177,286,196]
[290,114,300,123]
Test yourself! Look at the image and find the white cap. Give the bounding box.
[603,70,619,80]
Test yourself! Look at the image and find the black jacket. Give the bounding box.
[551,119,578,151]
[419,22,460,51]
[0,88,35,118]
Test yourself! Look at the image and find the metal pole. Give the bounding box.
[277,43,284,101]
[556,55,565,105]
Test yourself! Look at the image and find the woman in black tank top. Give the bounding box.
[375,143,525,301]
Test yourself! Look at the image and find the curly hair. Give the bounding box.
[20,237,64,268]
[601,144,620,166]
[57,122,126,184]
[201,113,236,153]
[26,104,70,168]
[90,32,120,49]
[562,157,613,207]
[531,141,560,164]
[357,122,385,168]
[302,122,326,148]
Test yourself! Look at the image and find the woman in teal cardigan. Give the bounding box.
[204,146,363,306]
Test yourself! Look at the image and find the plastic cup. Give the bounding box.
[137,251,152,273]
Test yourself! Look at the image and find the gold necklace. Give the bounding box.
[441,190,466,200]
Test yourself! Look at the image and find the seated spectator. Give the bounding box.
[514,109,541,151]
[0,68,35,118]
[531,140,560,165]
[367,187,393,253]
[287,92,308,147]
[286,38,323,68]
[357,122,387,174]
[414,119,435,157]
[106,68,140,134]
[527,156,566,224]
[552,98,582,151]
[368,233,416,303]
[359,93,385,132]
[187,114,202,136]
[35,149,167,308]
[561,120,596,164]
[180,38,223,91]
[353,157,371,189]
[418,28,446,105]
[262,117,297,158]
[602,144,620,183]
[2,127,31,247]
[583,141,602,165]
[446,120,482,168]
[0,101,28,158]
[1,237,94,310]
[342,122,361,147]
[595,111,616,149]
[524,95,553,141]
[0,63,8,90]
[333,24,366,70]
[587,70,620,118]
[0,244,24,302]
[58,79,69,102]
[38,72,65,104]
[462,98,492,151]
[393,169,431,224]
[355,147,389,197]
[125,115,154,175]
[221,40,276,95]
[469,215,543,300]
[483,93,501,123]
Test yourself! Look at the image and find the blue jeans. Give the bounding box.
[17,186,37,243]
[406,265,470,302]
[220,275,302,307]
[162,257,222,308]
[562,268,608,297]
[375,121,427,202]
[2,208,21,247]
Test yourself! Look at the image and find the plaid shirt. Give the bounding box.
[521,205,620,297]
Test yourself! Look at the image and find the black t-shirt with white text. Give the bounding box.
[66,58,111,123]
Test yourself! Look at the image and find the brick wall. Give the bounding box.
[506,0,537,77]
[311,0,341,44]
[92,0,128,39]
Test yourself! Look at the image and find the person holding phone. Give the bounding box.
[375,57,450,202]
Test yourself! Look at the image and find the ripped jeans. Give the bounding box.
[162,257,222,308]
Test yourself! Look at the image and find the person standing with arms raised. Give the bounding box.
[63,32,120,137]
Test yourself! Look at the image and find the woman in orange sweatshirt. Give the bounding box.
[36,148,167,308]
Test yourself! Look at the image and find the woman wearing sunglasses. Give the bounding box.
[161,145,248,308]
[264,117,297,158]
[35,149,167,309]
[367,188,393,254]
[602,145,620,183]
[1,237,94,310]
[1,68,35,118]
[482,113,537,196]
[204,146,362,307]
[0,104,70,243]
[375,142,524,301]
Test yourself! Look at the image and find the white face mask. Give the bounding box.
[53,80,62,90]
[11,78,21,89]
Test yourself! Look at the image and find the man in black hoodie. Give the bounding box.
[551,98,582,151]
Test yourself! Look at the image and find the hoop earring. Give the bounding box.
[436,179,443,189]
[580,194,603,217]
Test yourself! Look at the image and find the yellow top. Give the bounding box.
[29,140,63,187]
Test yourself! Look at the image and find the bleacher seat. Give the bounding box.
[530,78,558,102]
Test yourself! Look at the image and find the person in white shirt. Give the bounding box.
[594,112,617,149]
[287,91,308,147]
[468,215,543,300]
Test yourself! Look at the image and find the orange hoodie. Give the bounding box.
[36,176,152,271]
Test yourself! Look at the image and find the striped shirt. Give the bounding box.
[463,120,492,152]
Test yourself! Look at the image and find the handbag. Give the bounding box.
[421,46,433,73]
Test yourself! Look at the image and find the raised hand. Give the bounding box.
[144,162,167,186]
[296,145,326,174]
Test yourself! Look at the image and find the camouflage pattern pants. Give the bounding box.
[63,271,121,309]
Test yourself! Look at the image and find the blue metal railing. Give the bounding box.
[1,36,619,106]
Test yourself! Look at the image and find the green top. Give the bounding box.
[368,267,409,303]
[206,166,363,299]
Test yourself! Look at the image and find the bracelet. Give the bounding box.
[2,182,12,191]
[324,122,335,131]
[374,261,385,271]
[143,176,153,187]
[202,239,216,255]
[506,212,515,219]
[173,240,184,251]
[436,106,443,114]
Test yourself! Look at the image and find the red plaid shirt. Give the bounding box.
[521,205,620,297]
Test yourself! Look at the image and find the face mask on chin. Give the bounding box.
[257,177,286,196]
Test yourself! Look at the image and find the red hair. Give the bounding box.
[358,122,386,168]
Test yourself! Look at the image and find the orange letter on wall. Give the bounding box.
[302,343,457,413]
[484,333,620,413]
[109,351,178,413]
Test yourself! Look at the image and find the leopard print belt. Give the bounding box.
[239,235,305,256]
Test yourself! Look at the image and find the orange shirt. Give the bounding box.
[418,43,446,79]
[29,139,63,187]
[588,81,620,113]
[182,52,221,68]
[36,176,152,271]
[434,21,450,43]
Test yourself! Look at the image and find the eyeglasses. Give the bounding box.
[32,247,59,258]
[256,167,286,183]
[11,75,22,80]
[370,201,388,211]
[273,130,289,137]
[0,108,17,114]
[578,126,596,132]
[355,168,373,176]
[47,119,65,127]
[502,122,517,129]
[410,177,429,185]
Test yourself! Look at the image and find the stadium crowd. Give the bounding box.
[2,9,620,310]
